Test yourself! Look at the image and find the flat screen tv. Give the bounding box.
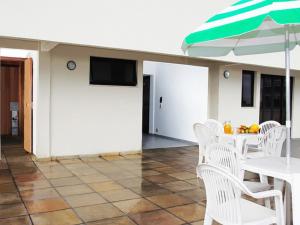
[90,56,137,86]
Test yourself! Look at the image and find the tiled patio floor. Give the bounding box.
[0,143,215,225]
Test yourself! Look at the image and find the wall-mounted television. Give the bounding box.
[90,56,137,86]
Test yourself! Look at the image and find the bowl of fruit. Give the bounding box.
[237,124,260,134]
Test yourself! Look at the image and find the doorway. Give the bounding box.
[142,61,208,150]
[142,75,151,134]
[260,74,294,124]
[0,56,33,153]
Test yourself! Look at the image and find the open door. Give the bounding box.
[24,58,33,153]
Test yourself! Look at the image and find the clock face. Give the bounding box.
[67,60,76,70]
[224,70,230,79]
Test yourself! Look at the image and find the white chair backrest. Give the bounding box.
[198,164,245,225]
[261,126,286,157]
[260,121,281,134]
[193,123,216,164]
[204,119,223,137]
[258,120,281,143]
[205,143,241,179]
[218,136,248,158]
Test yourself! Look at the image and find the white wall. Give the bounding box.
[2,0,300,70]
[36,51,51,158]
[49,45,143,156]
[217,68,261,128]
[0,0,234,56]
[214,66,300,138]
[144,61,208,142]
[207,66,220,119]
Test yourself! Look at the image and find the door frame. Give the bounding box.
[23,58,33,153]
[0,56,33,153]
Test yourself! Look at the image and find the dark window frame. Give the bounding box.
[89,56,137,86]
[259,74,294,124]
[241,70,255,107]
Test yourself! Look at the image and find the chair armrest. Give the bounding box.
[241,178,284,224]
[246,189,282,199]
[248,188,284,224]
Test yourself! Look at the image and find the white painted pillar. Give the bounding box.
[35,51,51,158]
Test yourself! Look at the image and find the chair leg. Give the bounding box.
[274,179,286,223]
[274,194,285,225]
[260,174,271,208]
[274,179,284,192]
[285,183,292,225]
[264,198,271,208]
[204,213,213,225]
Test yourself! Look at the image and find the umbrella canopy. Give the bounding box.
[182,0,300,164]
[182,0,300,57]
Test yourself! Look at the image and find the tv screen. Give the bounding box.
[90,56,137,86]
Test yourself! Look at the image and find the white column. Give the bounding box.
[35,51,51,158]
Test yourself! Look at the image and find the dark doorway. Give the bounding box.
[142,75,151,133]
[1,57,33,153]
[260,74,293,124]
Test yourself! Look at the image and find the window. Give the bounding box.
[241,70,255,107]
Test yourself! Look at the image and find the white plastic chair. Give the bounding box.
[205,143,271,193]
[249,121,281,151]
[260,121,281,137]
[247,126,286,159]
[246,126,286,208]
[193,123,216,168]
[205,143,241,178]
[218,135,248,157]
[204,119,224,137]
[198,164,284,225]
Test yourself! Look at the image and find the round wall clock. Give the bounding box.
[223,70,230,79]
[67,60,76,70]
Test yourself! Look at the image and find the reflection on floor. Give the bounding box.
[4,138,291,225]
[0,142,216,225]
[0,136,23,161]
[142,134,196,150]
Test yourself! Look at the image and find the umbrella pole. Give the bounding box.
[285,25,291,165]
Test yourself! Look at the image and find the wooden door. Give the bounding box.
[24,58,33,153]
[0,64,20,135]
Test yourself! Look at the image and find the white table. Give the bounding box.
[242,157,300,225]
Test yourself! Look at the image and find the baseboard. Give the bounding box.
[33,149,142,161]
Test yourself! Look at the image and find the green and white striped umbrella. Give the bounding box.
[182,0,300,57]
[182,0,300,165]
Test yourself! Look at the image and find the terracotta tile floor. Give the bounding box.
[0,143,219,224]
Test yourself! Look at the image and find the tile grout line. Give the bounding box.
[59,156,187,224]
[44,158,137,224]
[56,158,145,225]
[36,160,88,225]
[110,156,203,224]
[3,150,35,225]
[3,145,202,225]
